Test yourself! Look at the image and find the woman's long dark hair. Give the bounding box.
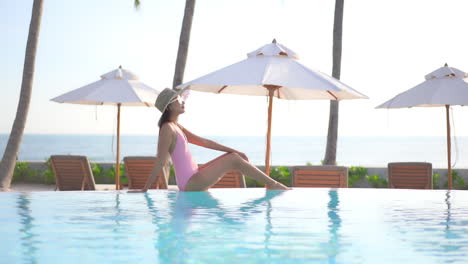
[157,107,173,182]
[158,107,172,129]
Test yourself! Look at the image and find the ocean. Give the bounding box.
[1,134,467,168]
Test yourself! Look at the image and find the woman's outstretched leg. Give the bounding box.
[184,153,288,191]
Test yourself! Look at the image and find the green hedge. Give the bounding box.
[348,166,388,188]
[433,170,468,190]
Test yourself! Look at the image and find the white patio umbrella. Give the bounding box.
[178,40,368,174]
[51,66,160,190]
[376,64,468,189]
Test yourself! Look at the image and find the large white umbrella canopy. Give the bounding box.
[178,40,368,174]
[51,66,160,189]
[376,64,468,189]
[52,66,159,106]
[180,40,367,100]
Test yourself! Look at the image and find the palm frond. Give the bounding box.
[134,0,141,9]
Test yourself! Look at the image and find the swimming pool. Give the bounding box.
[1,188,467,264]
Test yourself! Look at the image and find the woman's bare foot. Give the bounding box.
[266,182,290,190]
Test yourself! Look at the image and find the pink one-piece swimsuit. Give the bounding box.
[171,127,199,191]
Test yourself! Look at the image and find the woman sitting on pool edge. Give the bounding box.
[129,87,288,192]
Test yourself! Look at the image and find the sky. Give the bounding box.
[2,0,468,137]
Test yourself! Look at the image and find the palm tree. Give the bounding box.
[323,0,344,165]
[134,0,196,88]
[0,0,45,190]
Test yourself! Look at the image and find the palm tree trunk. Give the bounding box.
[0,0,44,190]
[172,0,196,88]
[324,0,344,165]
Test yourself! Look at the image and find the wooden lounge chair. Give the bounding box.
[211,170,246,188]
[50,155,96,191]
[291,165,348,188]
[388,162,432,189]
[123,156,167,189]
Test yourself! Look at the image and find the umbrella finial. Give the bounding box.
[272,38,277,43]
[444,63,448,67]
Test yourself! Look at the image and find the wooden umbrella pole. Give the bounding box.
[265,89,274,175]
[264,86,279,176]
[446,105,452,190]
[116,104,121,190]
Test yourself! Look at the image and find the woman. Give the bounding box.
[129,88,288,192]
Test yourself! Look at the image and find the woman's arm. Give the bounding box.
[128,124,173,193]
[179,125,249,161]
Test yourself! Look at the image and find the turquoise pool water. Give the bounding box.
[1,188,468,264]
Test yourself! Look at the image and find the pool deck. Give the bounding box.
[8,183,180,192]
